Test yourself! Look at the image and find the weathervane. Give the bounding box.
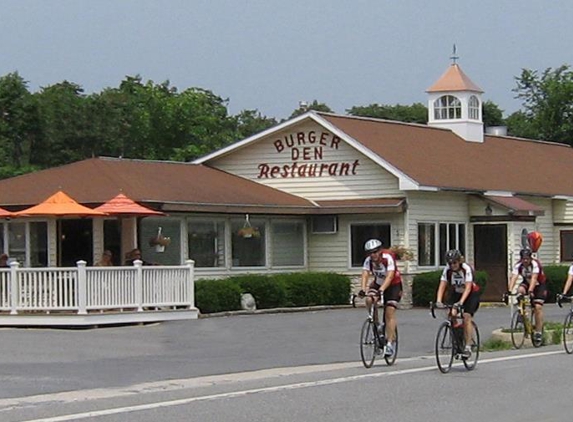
[450,44,459,64]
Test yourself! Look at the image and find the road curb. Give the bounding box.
[198,305,354,318]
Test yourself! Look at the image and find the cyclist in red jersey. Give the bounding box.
[360,239,402,357]
[508,247,546,344]
[435,249,480,359]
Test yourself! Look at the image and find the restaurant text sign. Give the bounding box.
[257,131,360,179]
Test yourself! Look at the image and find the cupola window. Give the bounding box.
[434,95,461,120]
[469,95,480,120]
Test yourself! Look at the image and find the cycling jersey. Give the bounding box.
[362,252,402,286]
[512,258,546,285]
[440,262,480,294]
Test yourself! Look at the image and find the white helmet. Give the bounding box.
[364,239,383,254]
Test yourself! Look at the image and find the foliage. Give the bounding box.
[289,100,333,119]
[482,100,505,128]
[543,264,569,303]
[229,274,286,309]
[412,270,488,307]
[481,337,513,352]
[194,278,242,313]
[347,102,427,124]
[512,65,573,144]
[194,272,351,313]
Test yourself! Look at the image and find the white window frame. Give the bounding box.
[469,95,480,120]
[418,221,467,268]
[434,95,461,120]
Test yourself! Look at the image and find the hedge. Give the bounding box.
[543,264,569,303]
[194,272,351,314]
[412,270,488,307]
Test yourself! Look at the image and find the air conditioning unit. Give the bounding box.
[311,216,338,234]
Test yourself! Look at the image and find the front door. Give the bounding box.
[474,224,507,302]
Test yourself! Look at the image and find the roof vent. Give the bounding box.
[485,126,508,136]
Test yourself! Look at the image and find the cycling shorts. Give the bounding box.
[448,290,480,316]
[368,281,402,308]
[519,282,547,305]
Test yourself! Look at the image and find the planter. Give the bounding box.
[155,245,165,253]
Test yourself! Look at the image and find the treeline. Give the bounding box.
[1,64,571,179]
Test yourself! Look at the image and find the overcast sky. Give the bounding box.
[2,0,573,120]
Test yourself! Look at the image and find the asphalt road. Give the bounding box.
[0,304,568,421]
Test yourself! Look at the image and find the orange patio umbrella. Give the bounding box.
[93,193,165,216]
[0,207,12,218]
[13,190,107,217]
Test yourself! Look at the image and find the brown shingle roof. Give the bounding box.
[0,158,314,211]
[0,157,405,215]
[426,64,483,93]
[319,113,573,197]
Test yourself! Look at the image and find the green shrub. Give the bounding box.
[412,269,488,307]
[194,272,352,313]
[543,265,569,303]
[230,274,287,309]
[195,278,242,314]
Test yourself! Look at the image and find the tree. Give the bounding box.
[512,65,573,144]
[0,73,40,177]
[347,103,427,124]
[234,109,277,140]
[482,100,505,128]
[289,100,333,119]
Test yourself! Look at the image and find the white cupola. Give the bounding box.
[427,61,484,143]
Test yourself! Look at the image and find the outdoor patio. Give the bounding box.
[0,260,198,326]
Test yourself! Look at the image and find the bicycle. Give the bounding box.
[358,290,398,368]
[556,294,573,354]
[503,292,543,349]
[430,302,480,373]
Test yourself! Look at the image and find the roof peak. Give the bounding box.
[426,63,483,93]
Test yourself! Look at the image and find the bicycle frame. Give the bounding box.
[430,302,479,373]
[359,291,398,368]
[557,294,573,354]
[506,293,541,348]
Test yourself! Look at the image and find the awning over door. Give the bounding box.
[484,195,545,217]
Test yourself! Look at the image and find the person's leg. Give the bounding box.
[385,305,396,342]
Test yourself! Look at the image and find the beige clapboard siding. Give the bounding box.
[553,200,573,223]
[307,214,406,274]
[211,122,401,200]
[406,191,469,273]
[528,197,555,264]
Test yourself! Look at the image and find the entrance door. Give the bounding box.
[474,224,507,302]
[58,219,93,267]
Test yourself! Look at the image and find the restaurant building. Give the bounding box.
[1,63,573,302]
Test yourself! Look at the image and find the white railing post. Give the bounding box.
[9,261,19,315]
[185,259,195,307]
[135,260,143,311]
[77,260,87,314]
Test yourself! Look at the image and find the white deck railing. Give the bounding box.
[0,260,195,315]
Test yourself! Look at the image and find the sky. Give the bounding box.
[2,0,573,120]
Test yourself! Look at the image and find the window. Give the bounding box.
[188,220,225,268]
[271,221,304,266]
[350,223,391,267]
[560,230,573,262]
[231,217,266,267]
[434,95,461,120]
[30,222,48,267]
[418,223,436,266]
[469,95,480,120]
[139,217,181,265]
[418,222,466,267]
[311,216,337,234]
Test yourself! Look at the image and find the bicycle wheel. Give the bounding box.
[510,310,526,349]
[435,322,454,373]
[383,327,398,366]
[463,321,480,370]
[563,312,573,354]
[360,319,377,368]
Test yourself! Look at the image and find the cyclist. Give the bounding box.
[561,261,573,296]
[360,239,402,357]
[435,249,480,359]
[508,247,547,344]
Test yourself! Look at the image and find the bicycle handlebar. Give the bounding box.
[429,301,463,319]
[556,293,572,308]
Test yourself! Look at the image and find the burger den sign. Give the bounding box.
[257,130,360,179]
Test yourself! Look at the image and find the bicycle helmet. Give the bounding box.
[445,249,462,264]
[364,239,383,254]
[520,248,533,259]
